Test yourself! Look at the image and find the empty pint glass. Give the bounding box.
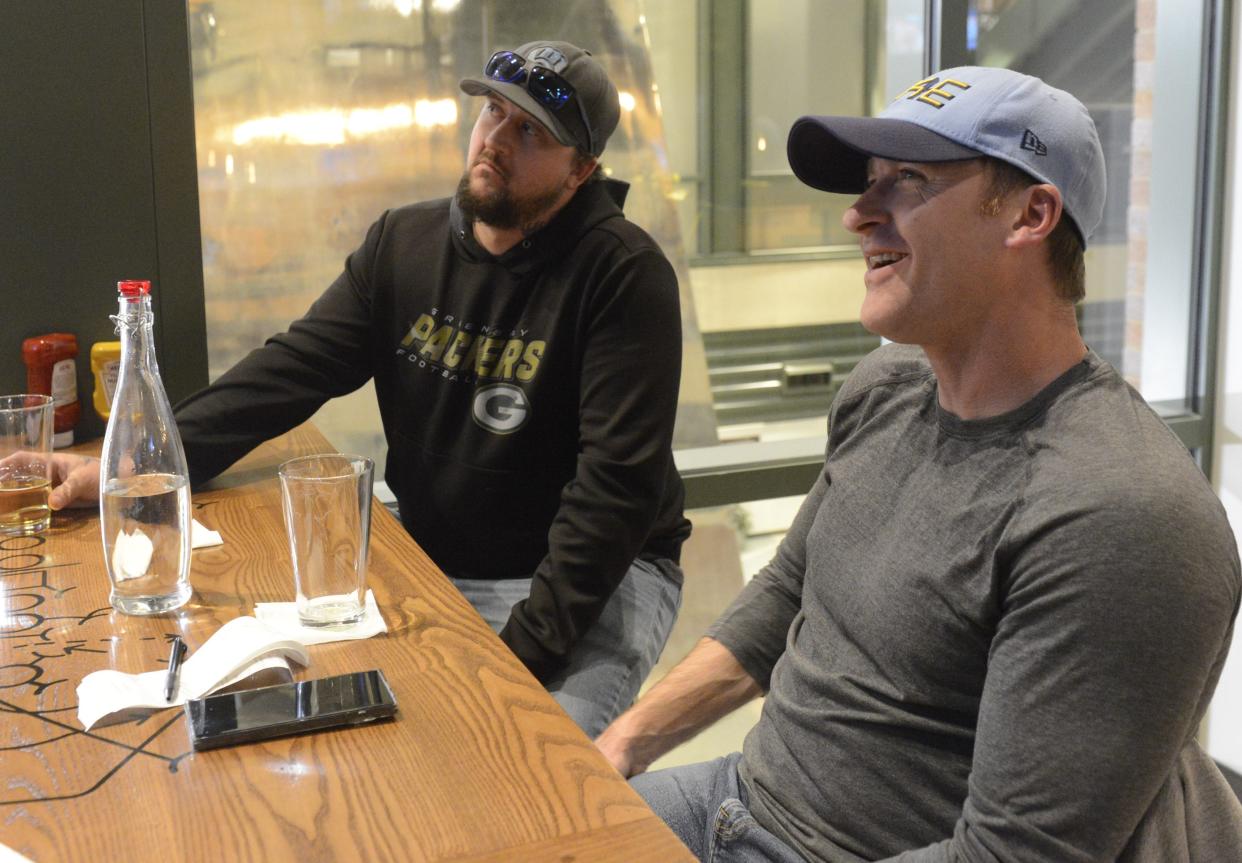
[279,454,373,626]
[0,395,54,535]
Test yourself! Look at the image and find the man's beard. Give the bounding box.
[455,157,564,234]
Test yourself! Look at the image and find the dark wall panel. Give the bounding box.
[0,0,207,442]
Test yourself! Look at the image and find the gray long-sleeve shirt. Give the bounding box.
[709,344,1241,861]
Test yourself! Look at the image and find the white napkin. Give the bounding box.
[0,843,35,863]
[76,616,310,731]
[0,844,34,863]
[110,520,220,581]
[254,589,388,645]
[191,518,223,549]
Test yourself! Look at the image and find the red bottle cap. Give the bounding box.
[117,279,151,297]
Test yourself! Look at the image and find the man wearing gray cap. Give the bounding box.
[596,67,1242,860]
[50,41,690,737]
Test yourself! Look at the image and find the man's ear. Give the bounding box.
[566,155,598,190]
[1005,183,1063,249]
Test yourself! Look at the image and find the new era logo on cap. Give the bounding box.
[1021,129,1048,156]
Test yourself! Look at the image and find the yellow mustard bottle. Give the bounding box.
[90,341,122,421]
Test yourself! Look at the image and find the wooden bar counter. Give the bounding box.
[0,424,691,862]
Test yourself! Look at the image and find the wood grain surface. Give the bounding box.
[0,425,692,862]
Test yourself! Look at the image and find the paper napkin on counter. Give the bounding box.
[191,518,223,549]
[0,842,35,863]
[254,589,388,645]
[76,616,310,731]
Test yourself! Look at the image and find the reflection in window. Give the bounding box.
[189,0,719,462]
[189,0,1206,458]
[971,0,1204,417]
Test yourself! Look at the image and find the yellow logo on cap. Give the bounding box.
[898,76,971,108]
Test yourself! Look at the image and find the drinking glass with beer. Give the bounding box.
[0,395,55,535]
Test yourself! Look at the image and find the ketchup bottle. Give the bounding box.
[22,333,81,447]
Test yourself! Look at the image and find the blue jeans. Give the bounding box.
[451,557,683,737]
[631,753,806,863]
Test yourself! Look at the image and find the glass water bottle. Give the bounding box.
[99,279,192,614]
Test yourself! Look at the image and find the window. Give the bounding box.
[187,0,1228,768]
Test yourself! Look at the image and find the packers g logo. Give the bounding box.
[473,384,530,434]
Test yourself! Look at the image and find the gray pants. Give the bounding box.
[631,753,806,862]
[451,557,683,737]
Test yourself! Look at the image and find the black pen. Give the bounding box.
[164,636,186,702]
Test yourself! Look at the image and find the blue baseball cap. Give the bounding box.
[787,66,1107,245]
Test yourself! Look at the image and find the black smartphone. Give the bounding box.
[185,669,398,750]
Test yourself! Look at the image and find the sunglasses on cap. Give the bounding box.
[484,50,594,155]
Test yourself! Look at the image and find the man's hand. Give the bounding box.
[595,712,656,778]
[593,637,763,779]
[47,454,101,510]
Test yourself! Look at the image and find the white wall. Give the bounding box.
[1207,0,1242,772]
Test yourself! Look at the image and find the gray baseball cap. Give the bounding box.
[787,66,1106,245]
[460,41,620,158]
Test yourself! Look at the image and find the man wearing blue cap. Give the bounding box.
[597,67,1242,860]
[48,42,690,737]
